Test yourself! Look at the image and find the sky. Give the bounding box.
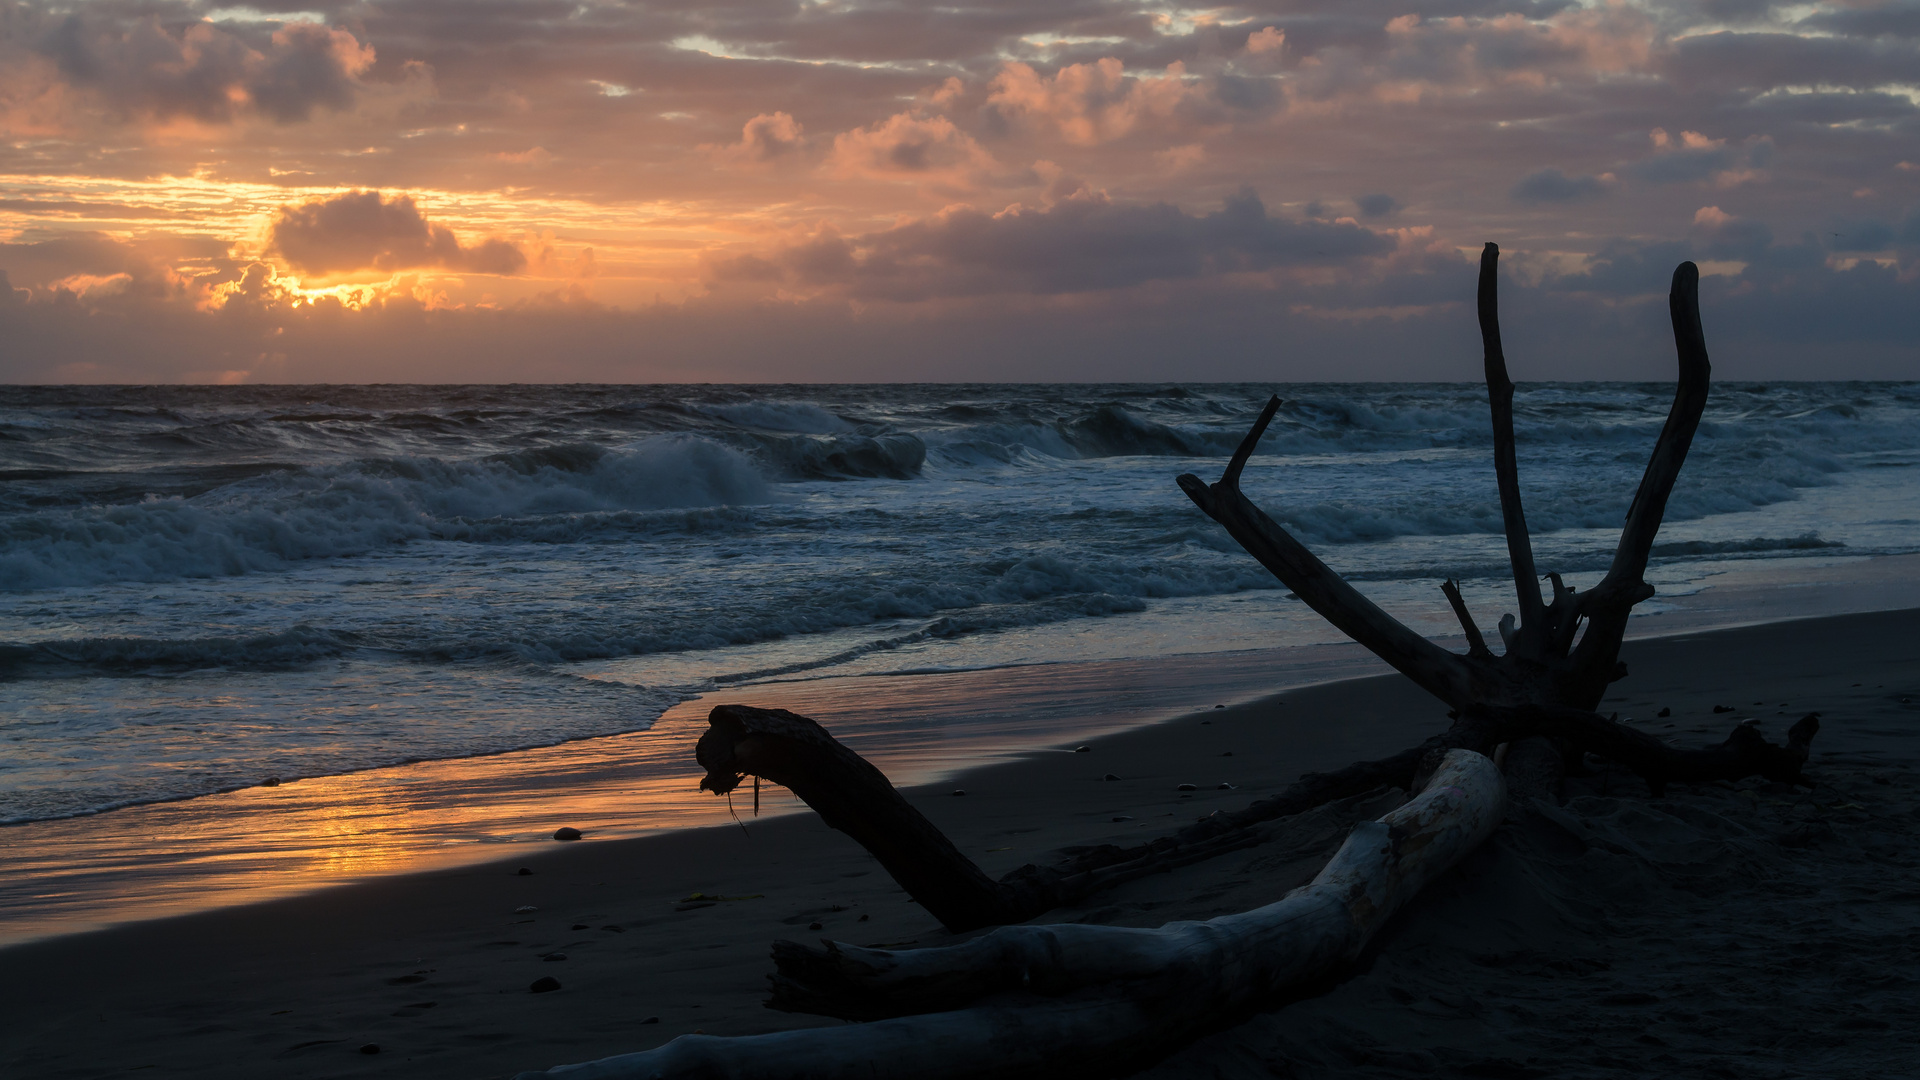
[1,0,1917,383]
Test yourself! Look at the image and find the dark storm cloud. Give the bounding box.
[268,191,526,275]
[713,189,1397,300]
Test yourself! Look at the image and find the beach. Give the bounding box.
[3,607,1914,1079]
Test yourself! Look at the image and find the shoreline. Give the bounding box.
[6,552,1920,947]
[2,607,1916,1078]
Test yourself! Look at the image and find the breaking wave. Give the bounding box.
[0,436,776,591]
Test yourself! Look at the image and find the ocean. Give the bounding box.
[5,382,1919,835]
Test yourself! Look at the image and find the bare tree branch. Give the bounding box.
[696,705,1022,931]
[1177,399,1478,708]
[1478,243,1547,655]
[1440,578,1493,659]
[1566,262,1712,697]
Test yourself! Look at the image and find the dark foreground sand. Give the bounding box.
[3,610,1917,1079]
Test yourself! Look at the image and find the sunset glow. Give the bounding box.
[3,0,1918,382]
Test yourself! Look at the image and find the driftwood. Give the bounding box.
[697,702,1819,933]
[514,250,1825,1080]
[512,750,1506,1080]
[685,256,1810,930]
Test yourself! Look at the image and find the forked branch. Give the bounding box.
[1183,252,1712,713]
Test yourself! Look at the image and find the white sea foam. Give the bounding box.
[0,435,774,591]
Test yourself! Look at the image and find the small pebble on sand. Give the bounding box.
[1176,784,1197,791]
[951,789,966,796]
[359,1043,380,1055]
[516,867,533,876]
[1102,773,1120,781]
[261,778,281,787]
[515,905,538,913]
[530,976,561,993]
[809,921,824,930]
[1074,746,1091,753]
[641,1016,659,1025]
[553,827,582,841]
[1112,816,1134,822]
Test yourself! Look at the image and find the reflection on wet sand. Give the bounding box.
[0,643,1389,945]
[12,553,1915,947]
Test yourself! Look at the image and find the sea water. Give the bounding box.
[4,382,1919,832]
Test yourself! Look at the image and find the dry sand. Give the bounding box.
[2,609,1915,1079]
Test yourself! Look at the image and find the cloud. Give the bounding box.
[712,188,1397,301]
[1827,217,1897,254]
[267,191,526,276]
[1668,30,1920,93]
[1510,167,1610,203]
[1631,130,1770,187]
[1245,27,1286,56]
[1689,205,1776,261]
[987,58,1211,146]
[4,0,1920,383]
[1353,193,1400,218]
[710,111,807,165]
[31,13,375,125]
[826,112,1000,188]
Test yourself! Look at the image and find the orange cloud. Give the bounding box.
[988,58,1200,146]
[826,112,999,189]
[267,191,526,276]
[708,111,807,166]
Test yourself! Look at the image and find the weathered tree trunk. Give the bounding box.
[696,704,1026,931]
[697,703,1819,933]
[512,751,1506,1080]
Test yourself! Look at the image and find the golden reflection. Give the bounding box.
[0,653,1266,946]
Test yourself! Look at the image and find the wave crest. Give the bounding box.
[0,435,774,591]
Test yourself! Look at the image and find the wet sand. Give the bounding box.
[3,609,1917,1079]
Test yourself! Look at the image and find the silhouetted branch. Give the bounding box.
[1440,578,1493,659]
[1565,262,1712,701]
[1477,243,1547,655]
[1177,400,1477,709]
